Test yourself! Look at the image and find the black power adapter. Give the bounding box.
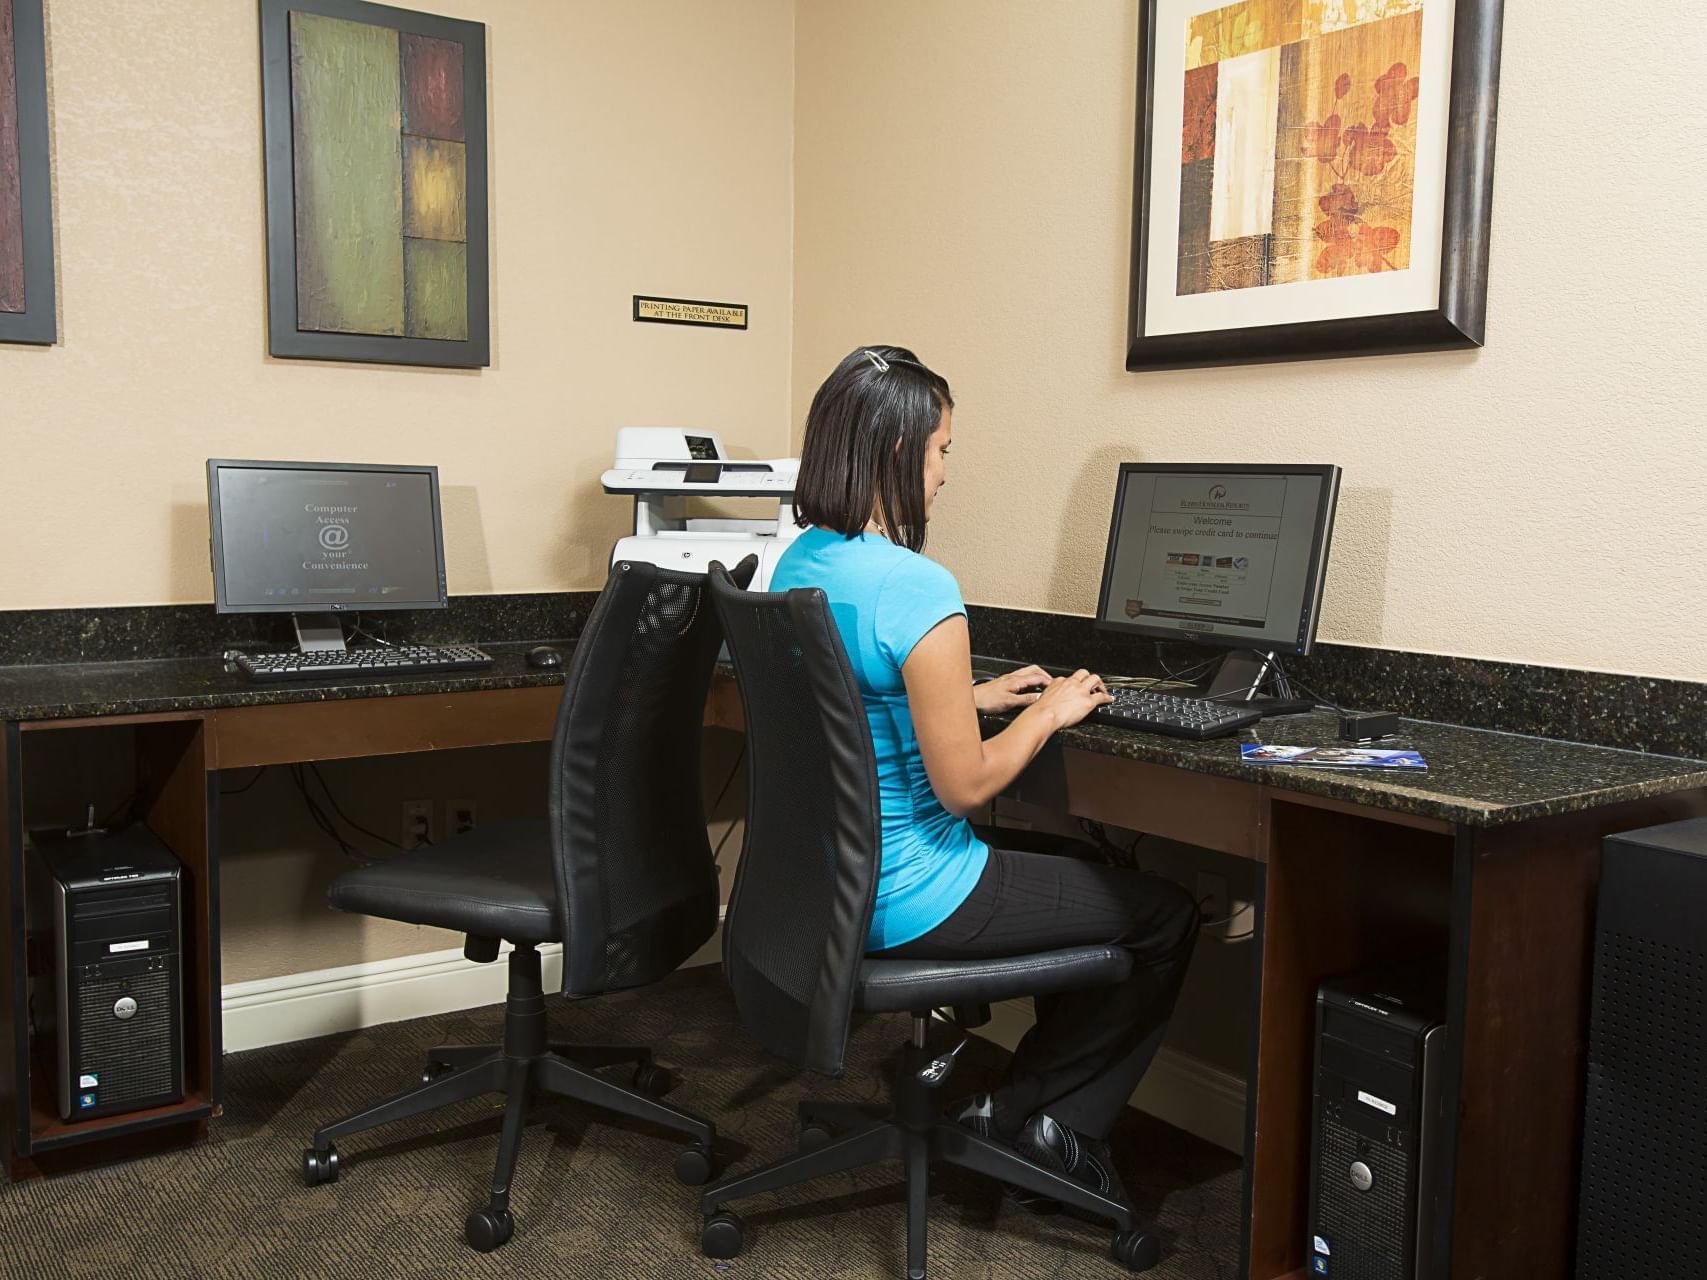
[1338,710,1400,743]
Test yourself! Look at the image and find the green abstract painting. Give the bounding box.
[261,0,487,366]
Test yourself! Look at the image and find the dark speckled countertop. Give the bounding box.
[968,658,1707,829]
[1044,710,1707,829]
[3,641,1702,831]
[0,641,574,723]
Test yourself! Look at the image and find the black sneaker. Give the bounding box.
[950,1094,1059,1213]
[1014,1112,1124,1202]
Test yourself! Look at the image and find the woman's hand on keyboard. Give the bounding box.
[1031,669,1114,731]
[972,664,1052,714]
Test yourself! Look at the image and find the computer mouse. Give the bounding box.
[525,645,564,670]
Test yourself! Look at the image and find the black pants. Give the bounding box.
[873,827,1200,1140]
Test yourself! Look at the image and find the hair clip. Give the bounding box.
[860,349,891,372]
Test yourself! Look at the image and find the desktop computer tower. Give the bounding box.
[1307,967,1445,1280]
[1575,818,1707,1280]
[27,828,185,1122]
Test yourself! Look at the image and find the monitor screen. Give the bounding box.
[1094,463,1340,654]
[207,460,447,613]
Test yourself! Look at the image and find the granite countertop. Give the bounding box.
[970,658,1707,829]
[1043,709,1707,829]
[0,640,576,723]
[2,646,1703,831]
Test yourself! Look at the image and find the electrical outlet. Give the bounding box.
[449,798,477,837]
[401,799,433,849]
[1224,899,1257,939]
[1195,872,1229,927]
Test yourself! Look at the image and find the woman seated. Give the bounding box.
[769,345,1201,1198]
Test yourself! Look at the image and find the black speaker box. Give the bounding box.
[1575,817,1707,1280]
[27,826,185,1122]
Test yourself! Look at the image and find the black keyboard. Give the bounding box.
[1087,687,1263,740]
[230,644,494,683]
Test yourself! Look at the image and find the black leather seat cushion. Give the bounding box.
[855,945,1135,1014]
[327,819,561,943]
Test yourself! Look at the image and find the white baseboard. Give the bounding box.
[221,925,724,1054]
[221,935,1244,1156]
[976,999,1247,1155]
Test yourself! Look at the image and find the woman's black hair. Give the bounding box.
[793,345,954,553]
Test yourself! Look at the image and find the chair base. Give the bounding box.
[303,944,717,1251]
[699,1020,1160,1278]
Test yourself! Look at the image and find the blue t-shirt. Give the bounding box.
[770,526,989,951]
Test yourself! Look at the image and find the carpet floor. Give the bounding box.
[0,966,1241,1279]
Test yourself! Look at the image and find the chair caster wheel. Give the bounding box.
[633,1061,672,1096]
[303,1145,339,1186]
[701,1208,744,1259]
[466,1206,514,1252]
[1111,1228,1161,1271]
[422,1061,451,1085]
[674,1142,715,1186]
[799,1122,832,1152]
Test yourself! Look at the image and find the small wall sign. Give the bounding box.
[633,295,748,329]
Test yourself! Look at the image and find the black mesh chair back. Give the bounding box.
[707,562,880,1076]
[551,556,754,998]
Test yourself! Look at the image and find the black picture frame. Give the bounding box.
[259,0,489,367]
[1127,0,1503,372]
[0,0,56,346]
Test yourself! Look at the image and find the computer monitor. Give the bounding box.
[1094,462,1340,713]
[206,459,447,651]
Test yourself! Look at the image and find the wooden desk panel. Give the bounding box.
[1247,800,1454,1279]
[1445,790,1707,1280]
[0,726,20,1165]
[209,686,565,769]
[1006,743,1267,860]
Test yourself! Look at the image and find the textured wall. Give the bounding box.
[2,0,795,607]
[1,0,794,984]
[792,1,1707,681]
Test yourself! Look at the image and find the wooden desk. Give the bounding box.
[1003,738,1707,1280]
[4,660,1705,1280]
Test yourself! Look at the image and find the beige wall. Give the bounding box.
[14,1,1705,992]
[793,1,1707,682]
[3,0,795,981]
[3,0,796,608]
[217,733,747,984]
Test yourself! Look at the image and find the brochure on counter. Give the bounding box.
[1240,744,1428,772]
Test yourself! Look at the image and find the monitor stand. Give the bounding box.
[1200,648,1316,718]
[292,612,348,654]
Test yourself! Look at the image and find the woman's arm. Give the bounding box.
[904,616,1111,817]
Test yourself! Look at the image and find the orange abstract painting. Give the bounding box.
[1176,0,1423,295]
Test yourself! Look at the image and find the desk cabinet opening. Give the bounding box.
[2,716,219,1172]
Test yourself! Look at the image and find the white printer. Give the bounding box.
[602,428,802,590]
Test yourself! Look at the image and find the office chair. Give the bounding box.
[301,556,756,1251]
[697,564,1161,1278]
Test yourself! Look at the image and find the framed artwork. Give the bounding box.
[0,0,56,345]
[260,0,489,367]
[1128,0,1503,371]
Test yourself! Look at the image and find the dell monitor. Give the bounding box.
[206,459,447,652]
[1094,463,1341,714]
